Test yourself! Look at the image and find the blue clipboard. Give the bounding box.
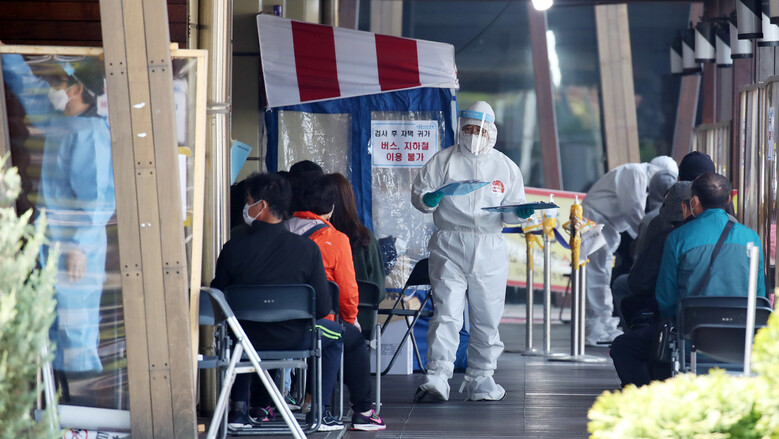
[481,201,559,213]
[437,180,490,196]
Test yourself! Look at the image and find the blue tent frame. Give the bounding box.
[265,87,456,229]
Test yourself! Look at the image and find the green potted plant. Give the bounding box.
[0,158,60,438]
[588,312,779,438]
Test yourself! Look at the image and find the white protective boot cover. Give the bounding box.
[415,373,450,402]
[459,374,506,401]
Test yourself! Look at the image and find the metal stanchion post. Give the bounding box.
[543,232,552,354]
[549,197,605,363]
[578,261,587,357]
[541,210,565,358]
[570,201,581,356]
[522,230,542,356]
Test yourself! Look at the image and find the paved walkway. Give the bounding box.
[202,319,620,438]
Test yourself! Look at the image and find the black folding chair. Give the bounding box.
[200,286,319,438]
[377,258,433,375]
[675,295,773,374]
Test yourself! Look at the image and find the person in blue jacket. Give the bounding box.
[2,54,115,374]
[655,172,765,318]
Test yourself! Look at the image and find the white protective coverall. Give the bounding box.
[411,101,526,401]
[581,156,678,345]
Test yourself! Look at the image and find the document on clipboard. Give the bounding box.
[481,201,559,213]
[436,180,490,196]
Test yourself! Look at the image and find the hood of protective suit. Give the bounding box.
[649,155,678,179]
[459,101,497,154]
[646,170,676,212]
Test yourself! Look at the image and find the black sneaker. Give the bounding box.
[350,409,386,431]
[227,409,252,429]
[317,409,345,432]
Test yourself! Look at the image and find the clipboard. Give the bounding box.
[436,180,490,196]
[481,201,559,213]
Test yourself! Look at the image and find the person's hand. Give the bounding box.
[353,320,362,332]
[422,191,444,208]
[515,205,534,219]
[66,249,87,283]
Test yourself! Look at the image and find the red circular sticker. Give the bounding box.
[491,180,505,193]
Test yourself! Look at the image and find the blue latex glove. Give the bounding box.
[422,191,444,208]
[515,205,534,219]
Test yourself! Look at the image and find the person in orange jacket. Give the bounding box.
[285,172,382,430]
[286,173,360,327]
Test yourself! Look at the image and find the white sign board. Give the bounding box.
[371,120,439,168]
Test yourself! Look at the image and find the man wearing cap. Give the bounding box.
[609,180,694,387]
[613,151,718,324]
[616,182,693,329]
[411,101,529,402]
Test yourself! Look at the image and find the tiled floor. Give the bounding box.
[201,319,621,438]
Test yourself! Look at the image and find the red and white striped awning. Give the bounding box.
[257,15,458,108]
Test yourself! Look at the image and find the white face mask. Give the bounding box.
[461,133,486,154]
[243,200,263,226]
[48,87,70,112]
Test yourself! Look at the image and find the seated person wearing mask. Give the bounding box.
[612,152,718,323]
[285,173,386,432]
[610,173,765,387]
[210,173,343,431]
[617,182,692,328]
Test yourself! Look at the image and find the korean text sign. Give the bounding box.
[371,120,439,168]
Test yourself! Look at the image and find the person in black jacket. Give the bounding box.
[211,172,344,430]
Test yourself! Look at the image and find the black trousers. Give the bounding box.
[609,322,671,387]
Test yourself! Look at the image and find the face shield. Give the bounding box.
[459,107,497,155]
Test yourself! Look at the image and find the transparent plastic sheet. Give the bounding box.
[172,57,198,276]
[277,110,351,175]
[1,53,126,409]
[1,52,202,414]
[370,110,447,289]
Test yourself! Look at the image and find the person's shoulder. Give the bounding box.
[732,221,761,242]
[429,145,457,161]
[328,227,352,248]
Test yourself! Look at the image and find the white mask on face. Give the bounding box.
[461,133,486,154]
[48,87,70,112]
[243,200,262,226]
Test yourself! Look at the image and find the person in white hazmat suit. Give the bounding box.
[582,156,678,346]
[411,101,533,402]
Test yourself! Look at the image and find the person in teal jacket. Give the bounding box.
[611,172,765,387]
[2,54,115,374]
[655,172,765,319]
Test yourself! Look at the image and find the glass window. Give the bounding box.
[546,6,605,192]
[628,3,690,161]
[403,0,545,188]
[402,1,609,192]
[2,53,125,409]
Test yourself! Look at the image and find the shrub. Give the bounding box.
[588,312,779,439]
[0,158,60,438]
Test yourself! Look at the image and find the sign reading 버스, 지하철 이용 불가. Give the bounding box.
[371,120,439,168]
